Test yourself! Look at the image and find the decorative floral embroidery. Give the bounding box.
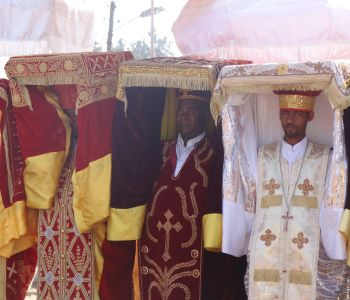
[298,179,314,195]
[260,229,277,247]
[277,63,289,75]
[292,232,309,249]
[265,178,280,195]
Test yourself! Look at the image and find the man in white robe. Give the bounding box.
[245,91,349,299]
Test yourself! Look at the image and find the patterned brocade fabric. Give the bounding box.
[38,148,94,300]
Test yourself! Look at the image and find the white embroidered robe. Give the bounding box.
[248,141,329,299]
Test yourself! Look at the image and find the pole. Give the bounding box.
[107,1,116,51]
[150,0,155,58]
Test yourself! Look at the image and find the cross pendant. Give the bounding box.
[282,211,293,231]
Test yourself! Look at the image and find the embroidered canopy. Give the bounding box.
[213,60,350,269]
[4,51,134,236]
[172,0,350,63]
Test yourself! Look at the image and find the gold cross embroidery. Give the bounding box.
[292,232,309,249]
[264,178,280,195]
[297,179,314,196]
[157,210,183,262]
[260,229,277,247]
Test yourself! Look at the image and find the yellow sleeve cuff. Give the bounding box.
[107,205,146,241]
[202,213,222,252]
[339,209,350,266]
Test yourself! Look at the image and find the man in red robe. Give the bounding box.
[138,89,247,300]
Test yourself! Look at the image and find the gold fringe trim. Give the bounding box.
[289,270,312,285]
[260,195,282,208]
[254,269,280,282]
[16,76,77,87]
[0,256,5,300]
[292,196,318,208]
[211,81,330,123]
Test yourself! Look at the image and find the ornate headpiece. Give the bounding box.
[273,90,321,112]
[175,88,211,103]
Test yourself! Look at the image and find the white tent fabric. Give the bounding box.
[172,0,350,63]
[0,0,95,56]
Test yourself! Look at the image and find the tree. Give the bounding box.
[95,31,174,59]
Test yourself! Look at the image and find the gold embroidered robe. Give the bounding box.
[249,141,330,299]
[37,149,95,300]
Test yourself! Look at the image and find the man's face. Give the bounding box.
[63,108,78,139]
[176,99,208,142]
[279,110,314,140]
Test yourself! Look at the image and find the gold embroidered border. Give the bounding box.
[292,196,317,209]
[289,270,312,285]
[0,87,8,102]
[260,195,282,208]
[0,256,5,300]
[254,269,279,282]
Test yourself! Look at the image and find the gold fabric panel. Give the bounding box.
[0,255,5,300]
[160,88,178,141]
[107,205,147,241]
[339,209,350,266]
[292,196,318,209]
[260,195,282,208]
[94,223,106,300]
[73,154,112,233]
[202,213,222,252]
[254,269,280,282]
[289,270,312,285]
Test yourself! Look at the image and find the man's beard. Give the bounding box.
[284,124,299,138]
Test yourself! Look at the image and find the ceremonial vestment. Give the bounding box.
[248,139,348,299]
[37,146,95,300]
[139,136,241,300]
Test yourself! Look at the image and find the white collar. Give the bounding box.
[177,132,206,148]
[281,136,308,153]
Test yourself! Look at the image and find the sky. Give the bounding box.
[93,0,188,55]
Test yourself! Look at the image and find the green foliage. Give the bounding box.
[94,31,174,59]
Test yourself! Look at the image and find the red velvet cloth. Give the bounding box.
[99,240,136,300]
[6,245,37,300]
[139,137,226,300]
[343,107,350,210]
[110,87,166,210]
[14,86,66,159]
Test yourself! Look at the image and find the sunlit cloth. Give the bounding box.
[173,0,350,63]
[0,0,95,56]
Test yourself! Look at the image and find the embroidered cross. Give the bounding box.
[292,232,309,249]
[7,261,17,279]
[264,179,280,195]
[297,179,314,196]
[157,210,183,262]
[260,229,277,247]
[282,212,294,231]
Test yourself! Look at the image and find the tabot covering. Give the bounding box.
[4,51,134,234]
[213,60,350,267]
[0,79,37,258]
[172,0,350,63]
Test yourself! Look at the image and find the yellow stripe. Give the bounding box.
[73,154,111,233]
[24,151,66,209]
[292,196,317,208]
[254,269,280,282]
[0,256,5,300]
[93,223,106,300]
[202,213,222,252]
[289,270,312,285]
[107,205,146,241]
[339,209,350,266]
[261,195,282,208]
